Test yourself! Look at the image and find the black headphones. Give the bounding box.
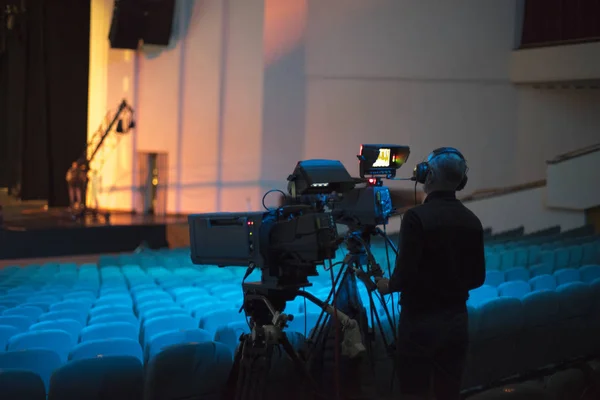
[412,147,469,191]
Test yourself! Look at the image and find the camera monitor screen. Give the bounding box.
[359,144,410,178]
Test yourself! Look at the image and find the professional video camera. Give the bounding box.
[188,144,410,400]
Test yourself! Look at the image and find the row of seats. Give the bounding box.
[478,264,600,293]
[1,235,599,397]
[485,238,599,270]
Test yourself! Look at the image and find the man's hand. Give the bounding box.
[375,277,391,295]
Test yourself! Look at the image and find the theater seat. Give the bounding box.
[484,271,504,287]
[498,281,530,299]
[69,338,143,362]
[555,282,593,360]
[554,269,581,287]
[518,290,560,371]
[529,275,557,292]
[0,370,46,400]
[146,328,212,363]
[0,349,63,392]
[580,265,600,283]
[504,267,530,282]
[144,341,233,400]
[48,356,144,400]
[471,297,523,385]
[8,329,74,362]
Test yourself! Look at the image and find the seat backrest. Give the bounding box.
[89,305,132,319]
[468,285,498,306]
[144,341,233,400]
[0,315,34,333]
[498,281,531,299]
[199,309,244,335]
[8,329,74,361]
[521,290,560,327]
[554,268,581,286]
[484,271,505,287]
[0,370,46,400]
[0,324,19,350]
[48,356,144,400]
[39,310,87,325]
[80,321,139,342]
[69,338,143,362]
[3,306,44,320]
[556,282,593,318]
[529,274,557,292]
[505,267,530,282]
[146,328,212,362]
[478,297,523,339]
[29,319,83,344]
[579,265,600,283]
[143,315,198,345]
[88,312,139,328]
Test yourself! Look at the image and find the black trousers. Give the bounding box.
[395,306,468,399]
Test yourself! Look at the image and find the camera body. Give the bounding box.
[188,144,410,289]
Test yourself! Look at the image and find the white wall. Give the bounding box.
[89,0,600,215]
[304,0,600,196]
[465,187,586,234]
[547,149,600,210]
[89,0,265,214]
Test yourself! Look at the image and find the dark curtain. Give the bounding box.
[521,0,600,47]
[0,0,90,206]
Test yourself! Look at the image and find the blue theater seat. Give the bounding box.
[498,281,531,299]
[89,305,132,319]
[214,321,250,354]
[529,262,554,277]
[142,315,198,346]
[518,290,560,372]
[29,319,83,344]
[467,285,498,306]
[48,356,144,400]
[3,305,44,321]
[39,310,87,326]
[529,274,557,292]
[555,282,593,360]
[146,328,212,363]
[80,321,139,342]
[199,309,245,337]
[144,341,233,400]
[471,297,523,385]
[140,306,188,324]
[554,269,581,286]
[580,265,600,283]
[88,312,139,329]
[8,329,74,362]
[0,325,19,351]
[69,338,143,362]
[0,349,63,391]
[0,369,46,400]
[0,315,34,333]
[504,267,530,282]
[484,270,505,287]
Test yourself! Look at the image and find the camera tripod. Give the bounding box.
[223,227,399,400]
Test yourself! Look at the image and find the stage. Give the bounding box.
[0,198,189,260]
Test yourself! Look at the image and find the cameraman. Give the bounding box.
[376,148,486,400]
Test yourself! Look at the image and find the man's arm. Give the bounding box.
[388,209,424,293]
[466,228,486,290]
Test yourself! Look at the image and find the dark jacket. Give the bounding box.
[389,191,486,313]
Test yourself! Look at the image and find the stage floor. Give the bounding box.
[0,196,189,260]
[3,206,187,231]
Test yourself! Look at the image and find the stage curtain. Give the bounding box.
[0,0,90,206]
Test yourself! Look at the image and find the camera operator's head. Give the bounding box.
[414,147,469,195]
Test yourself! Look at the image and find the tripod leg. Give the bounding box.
[279,332,325,400]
